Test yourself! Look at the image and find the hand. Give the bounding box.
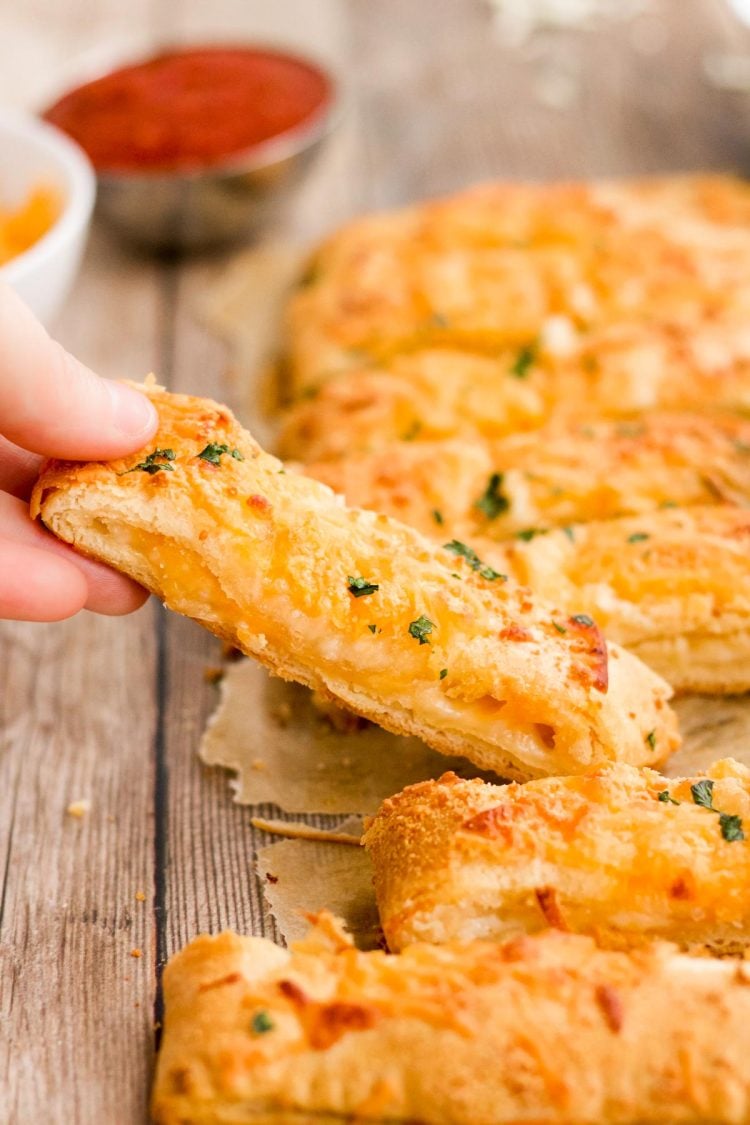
[0,284,158,621]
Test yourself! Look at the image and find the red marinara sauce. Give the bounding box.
[43,46,332,173]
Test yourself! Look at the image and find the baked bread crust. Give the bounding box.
[363,759,750,953]
[285,175,750,403]
[302,428,750,693]
[30,385,677,781]
[301,412,750,540]
[493,506,750,694]
[152,914,750,1124]
[281,177,750,463]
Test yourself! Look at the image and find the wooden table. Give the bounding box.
[1,1,748,1119]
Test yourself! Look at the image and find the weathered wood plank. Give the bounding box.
[0,227,164,1123]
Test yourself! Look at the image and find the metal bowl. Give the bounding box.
[92,64,340,253]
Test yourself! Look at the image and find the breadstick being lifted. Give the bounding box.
[31,384,677,781]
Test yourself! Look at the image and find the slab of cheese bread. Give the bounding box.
[300,412,750,541]
[281,176,750,460]
[363,759,750,954]
[152,912,750,1125]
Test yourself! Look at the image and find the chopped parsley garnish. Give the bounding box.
[571,613,595,628]
[432,509,444,526]
[551,621,567,634]
[510,341,537,379]
[347,576,379,598]
[627,532,650,544]
[408,615,434,645]
[562,525,575,542]
[430,311,449,329]
[645,730,656,751]
[475,472,509,520]
[197,442,245,465]
[690,779,715,810]
[733,439,750,455]
[478,563,505,581]
[516,527,548,542]
[367,624,379,634]
[719,814,745,842]
[119,448,176,475]
[443,540,506,581]
[689,779,745,842]
[439,668,448,679]
[251,1010,274,1035]
[402,420,422,441]
[658,790,680,805]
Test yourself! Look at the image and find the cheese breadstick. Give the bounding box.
[363,759,750,953]
[152,913,750,1125]
[30,384,677,781]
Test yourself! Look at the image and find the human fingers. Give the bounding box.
[0,434,42,498]
[0,284,158,459]
[0,537,88,621]
[1,491,149,617]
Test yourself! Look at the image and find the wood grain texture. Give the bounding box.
[0,225,164,1123]
[2,0,749,1121]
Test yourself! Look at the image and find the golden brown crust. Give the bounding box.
[277,348,550,459]
[286,175,750,404]
[152,914,750,1124]
[300,412,750,540]
[489,506,750,694]
[280,177,750,464]
[300,424,750,693]
[30,385,677,781]
[362,759,750,954]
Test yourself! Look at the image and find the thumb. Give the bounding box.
[0,284,158,459]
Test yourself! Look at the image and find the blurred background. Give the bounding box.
[3,0,750,247]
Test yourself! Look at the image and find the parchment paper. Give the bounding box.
[199,659,495,815]
[255,816,380,948]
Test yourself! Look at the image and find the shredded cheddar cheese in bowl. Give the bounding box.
[0,185,61,267]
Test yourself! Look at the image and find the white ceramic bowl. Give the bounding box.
[0,109,95,324]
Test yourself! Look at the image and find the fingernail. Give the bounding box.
[106,381,158,438]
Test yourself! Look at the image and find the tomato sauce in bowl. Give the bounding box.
[43,45,334,174]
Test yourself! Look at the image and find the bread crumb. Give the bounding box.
[135,890,146,902]
[66,799,91,818]
[130,948,143,959]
